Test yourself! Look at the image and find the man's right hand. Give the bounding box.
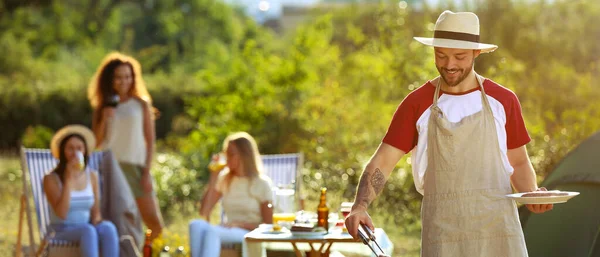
[344,207,375,239]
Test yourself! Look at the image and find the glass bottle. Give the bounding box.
[174,246,185,257]
[317,187,329,231]
[142,229,153,257]
[159,245,171,257]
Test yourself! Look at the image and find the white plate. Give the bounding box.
[291,231,328,237]
[261,228,290,234]
[506,191,580,204]
[262,230,290,235]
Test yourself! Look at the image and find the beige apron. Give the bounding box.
[421,74,528,256]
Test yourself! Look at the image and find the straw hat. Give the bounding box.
[50,125,96,158]
[414,10,498,53]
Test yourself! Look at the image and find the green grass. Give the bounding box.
[0,154,35,257]
[0,154,420,257]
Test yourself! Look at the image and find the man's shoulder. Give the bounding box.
[402,81,436,105]
[483,79,520,103]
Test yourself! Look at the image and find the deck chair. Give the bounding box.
[16,148,138,257]
[262,153,303,193]
[219,153,304,257]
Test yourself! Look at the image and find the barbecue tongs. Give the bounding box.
[357,223,386,256]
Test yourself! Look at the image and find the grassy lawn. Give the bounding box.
[0,154,420,257]
[0,154,34,257]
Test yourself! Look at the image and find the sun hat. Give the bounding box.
[414,10,498,53]
[50,125,96,159]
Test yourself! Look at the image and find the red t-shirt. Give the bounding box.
[382,79,531,194]
[383,79,530,152]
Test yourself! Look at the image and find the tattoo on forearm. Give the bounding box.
[371,168,386,195]
[355,167,387,209]
[356,171,372,208]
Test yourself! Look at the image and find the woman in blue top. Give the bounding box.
[43,125,119,257]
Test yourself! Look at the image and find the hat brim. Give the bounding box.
[50,125,96,159]
[414,37,498,53]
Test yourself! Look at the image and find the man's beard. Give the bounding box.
[437,60,474,87]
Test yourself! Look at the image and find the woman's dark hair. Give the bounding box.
[53,134,89,183]
[98,60,133,106]
[88,52,159,122]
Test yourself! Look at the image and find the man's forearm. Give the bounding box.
[353,165,387,210]
[510,161,538,192]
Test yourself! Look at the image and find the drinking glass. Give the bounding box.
[340,202,353,218]
[208,152,227,172]
[273,212,296,230]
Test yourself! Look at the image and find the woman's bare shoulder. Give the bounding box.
[43,171,60,188]
[132,96,150,106]
[89,170,99,180]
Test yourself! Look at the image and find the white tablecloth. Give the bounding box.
[242,228,393,257]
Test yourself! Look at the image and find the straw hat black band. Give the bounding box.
[434,30,480,43]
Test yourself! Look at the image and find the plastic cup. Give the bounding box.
[76,151,85,171]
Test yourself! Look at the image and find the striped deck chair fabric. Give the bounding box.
[21,148,104,257]
[261,153,303,192]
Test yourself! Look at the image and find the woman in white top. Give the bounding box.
[190,132,273,257]
[88,52,164,239]
[44,125,119,257]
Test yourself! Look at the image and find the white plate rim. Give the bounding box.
[506,191,580,204]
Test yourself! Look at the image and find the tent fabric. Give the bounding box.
[519,131,600,257]
[541,131,600,188]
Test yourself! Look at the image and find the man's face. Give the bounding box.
[434,47,480,87]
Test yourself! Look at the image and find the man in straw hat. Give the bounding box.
[345,11,552,256]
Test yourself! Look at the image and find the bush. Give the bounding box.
[0,80,195,151]
[21,125,54,149]
[152,152,206,224]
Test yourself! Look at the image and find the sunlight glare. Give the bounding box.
[259,1,270,12]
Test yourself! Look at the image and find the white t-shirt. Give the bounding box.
[216,172,273,224]
[383,79,531,194]
[104,98,147,166]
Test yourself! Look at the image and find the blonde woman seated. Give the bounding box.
[189,132,273,257]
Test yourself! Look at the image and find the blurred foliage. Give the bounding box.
[0,0,262,150]
[151,230,189,257]
[21,125,55,149]
[0,0,599,240]
[152,152,204,221]
[0,155,24,257]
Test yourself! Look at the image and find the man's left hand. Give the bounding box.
[525,187,554,213]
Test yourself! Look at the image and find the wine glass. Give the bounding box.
[341,202,353,218]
